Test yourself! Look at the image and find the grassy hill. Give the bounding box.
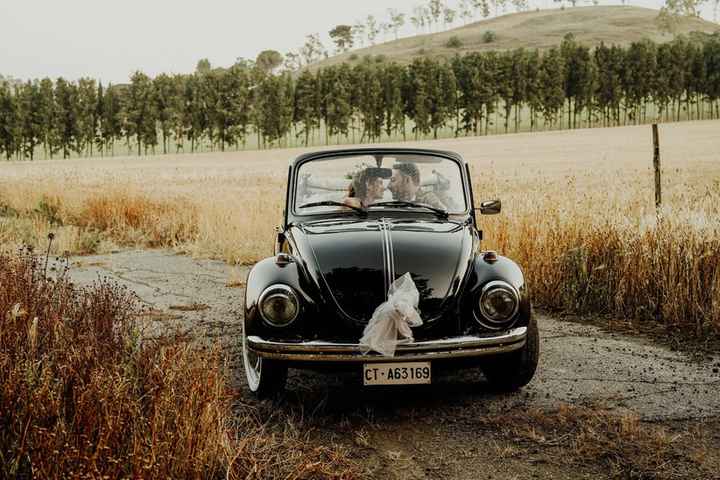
[314,6,719,68]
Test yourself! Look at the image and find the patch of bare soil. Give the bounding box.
[549,309,720,366]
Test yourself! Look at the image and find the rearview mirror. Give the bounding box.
[479,200,501,215]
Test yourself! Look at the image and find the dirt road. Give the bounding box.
[68,249,720,479]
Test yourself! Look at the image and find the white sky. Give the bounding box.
[1,0,716,83]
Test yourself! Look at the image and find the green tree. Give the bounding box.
[54,78,81,158]
[406,59,431,138]
[538,48,565,128]
[497,49,526,133]
[428,0,443,30]
[196,58,212,74]
[125,71,157,156]
[406,58,456,139]
[38,78,58,158]
[654,43,674,121]
[77,78,98,156]
[100,84,122,155]
[702,35,720,118]
[0,82,18,160]
[381,63,407,140]
[594,43,624,125]
[95,82,104,155]
[15,81,44,160]
[564,41,596,128]
[255,72,294,147]
[293,69,320,146]
[524,50,543,131]
[366,15,380,44]
[202,68,250,151]
[668,37,690,120]
[429,61,457,139]
[227,65,253,149]
[479,52,501,135]
[153,73,180,154]
[621,41,656,124]
[300,34,325,65]
[687,40,707,119]
[388,9,406,39]
[353,62,384,142]
[182,74,207,153]
[256,50,284,73]
[319,65,353,144]
[329,25,354,53]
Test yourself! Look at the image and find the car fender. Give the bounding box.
[244,255,319,336]
[462,253,532,330]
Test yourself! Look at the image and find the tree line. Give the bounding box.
[1,33,719,161]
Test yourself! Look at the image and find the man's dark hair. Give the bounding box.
[393,163,420,185]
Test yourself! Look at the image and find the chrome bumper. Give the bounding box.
[247,326,527,362]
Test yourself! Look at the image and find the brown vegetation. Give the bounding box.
[0,249,359,479]
[0,121,718,338]
[481,403,718,479]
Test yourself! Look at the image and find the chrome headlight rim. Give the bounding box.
[258,283,300,328]
[475,280,520,330]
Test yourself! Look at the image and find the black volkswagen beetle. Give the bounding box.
[242,148,539,397]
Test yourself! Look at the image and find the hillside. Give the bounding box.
[314,6,719,68]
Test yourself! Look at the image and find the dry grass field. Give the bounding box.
[0,250,359,479]
[315,6,719,68]
[1,120,719,335]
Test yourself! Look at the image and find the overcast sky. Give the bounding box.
[1,0,714,83]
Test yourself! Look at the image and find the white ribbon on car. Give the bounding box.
[359,273,423,357]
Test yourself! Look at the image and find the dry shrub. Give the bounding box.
[482,200,720,336]
[0,185,198,254]
[72,191,199,247]
[0,250,359,479]
[226,416,359,480]
[0,249,229,478]
[482,404,714,479]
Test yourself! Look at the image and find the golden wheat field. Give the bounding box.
[1,120,719,333]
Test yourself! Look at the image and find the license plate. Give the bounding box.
[363,362,431,386]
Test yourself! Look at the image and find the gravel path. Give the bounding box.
[67,249,720,479]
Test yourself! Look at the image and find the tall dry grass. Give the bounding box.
[0,250,359,479]
[477,170,720,336]
[1,122,718,336]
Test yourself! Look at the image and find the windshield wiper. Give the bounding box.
[298,201,367,216]
[367,201,449,219]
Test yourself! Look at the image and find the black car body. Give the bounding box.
[242,148,539,396]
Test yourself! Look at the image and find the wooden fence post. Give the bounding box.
[652,124,661,210]
[651,124,663,323]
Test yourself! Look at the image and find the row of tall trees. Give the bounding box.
[1,34,719,161]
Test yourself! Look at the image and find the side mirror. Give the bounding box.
[478,200,501,215]
[274,227,286,255]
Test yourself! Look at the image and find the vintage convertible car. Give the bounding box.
[242,148,539,397]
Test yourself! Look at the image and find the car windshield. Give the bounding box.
[295,153,467,216]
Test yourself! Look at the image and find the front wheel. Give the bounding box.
[482,314,540,392]
[242,330,287,398]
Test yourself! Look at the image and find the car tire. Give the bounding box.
[242,331,288,399]
[482,314,539,392]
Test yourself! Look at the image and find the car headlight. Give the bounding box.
[258,284,300,327]
[476,280,519,329]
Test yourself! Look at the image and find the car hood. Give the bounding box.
[289,218,475,325]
